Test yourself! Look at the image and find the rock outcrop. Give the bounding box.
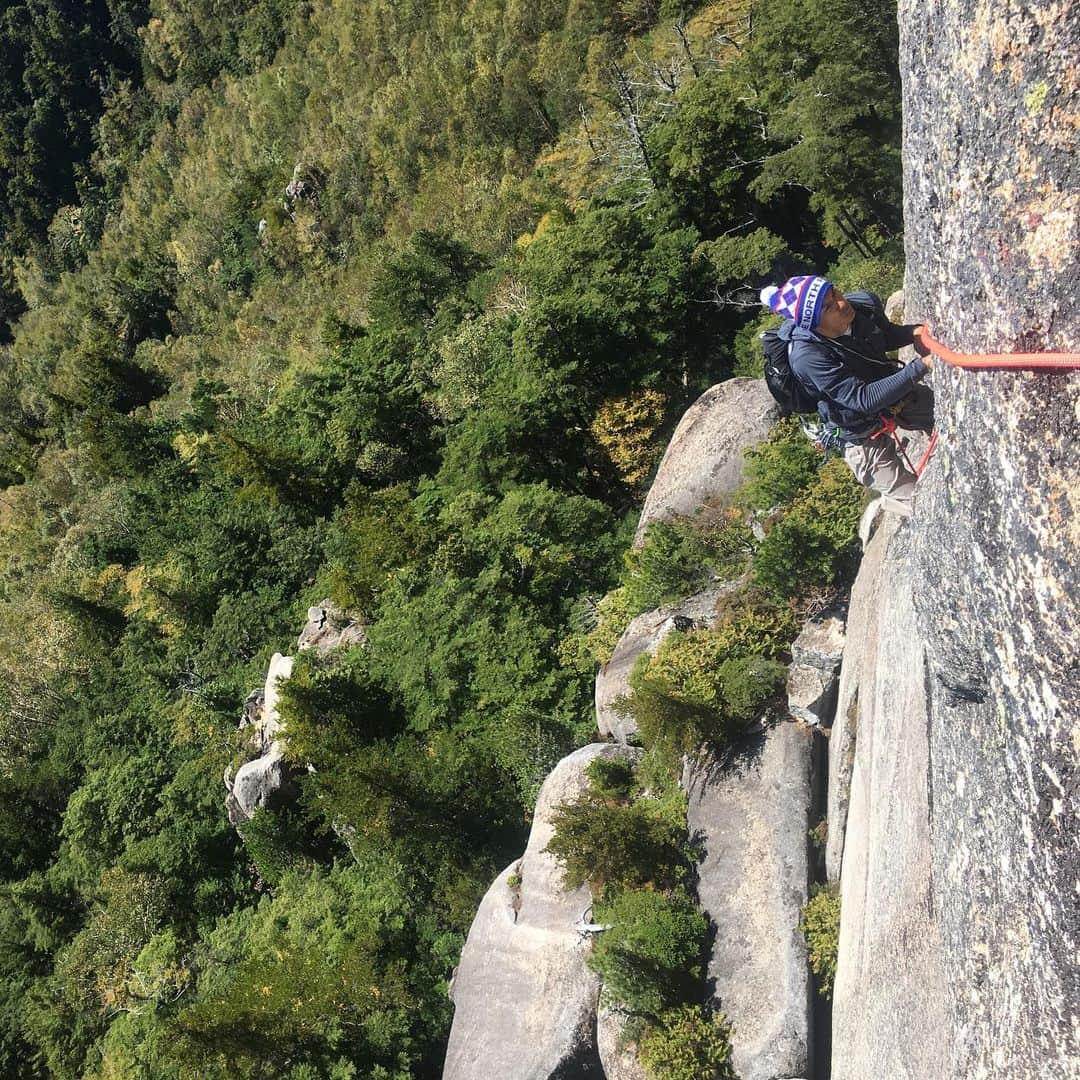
[682,721,815,1080]
[824,515,902,882]
[225,601,366,827]
[829,526,953,1078]
[828,4,1080,1074]
[297,599,367,653]
[595,584,729,742]
[225,652,296,826]
[596,1006,648,1080]
[443,743,640,1080]
[786,610,846,727]
[634,378,777,546]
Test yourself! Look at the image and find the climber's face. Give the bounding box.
[816,287,857,337]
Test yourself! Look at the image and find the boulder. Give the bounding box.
[596,585,730,742]
[297,599,367,653]
[596,1006,648,1080]
[682,721,814,1080]
[225,751,297,827]
[786,611,846,727]
[634,379,777,547]
[443,744,640,1080]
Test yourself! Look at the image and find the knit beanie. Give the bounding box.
[760,275,830,330]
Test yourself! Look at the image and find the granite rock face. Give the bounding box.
[443,743,640,1080]
[596,1006,648,1080]
[682,722,814,1080]
[830,529,952,1078]
[786,611,846,727]
[825,514,901,883]
[830,4,1080,1073]
[634,379,777,546]
[595,584,730,742]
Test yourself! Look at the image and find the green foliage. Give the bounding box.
[558,584,636,673]
[624,512,753,616]
[545,774,687,895]
[752,458,866,598]
[586,756,637,801]
[828,240,906,300]
[800,883,841,1000]
[623,592,795,759]
[174,862,445,1077]
[638,1005,737,1080]
[589,889,706,1017]
[740,416,823,511]
[237,807,316,889]
[625,522,714,614]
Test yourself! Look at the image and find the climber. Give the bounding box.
[760,274,935,515]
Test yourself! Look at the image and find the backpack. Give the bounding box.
[761,328,819,416]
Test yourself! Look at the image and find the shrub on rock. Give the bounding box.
[589,889,707,1017]
[800,883,841,1000]
[753,458,865,599]
[638,1004,737,1080]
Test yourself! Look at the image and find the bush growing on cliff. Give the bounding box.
[752,458,866,599]
[638,1004,737,1080]
[545,763,687,895]
[739,416,822,511]
[622,594,795,760]
[800,883,841,1000]
[589,889,707,1017]
[624,513,753,617]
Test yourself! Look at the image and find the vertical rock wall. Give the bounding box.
[836,2,1080,1074]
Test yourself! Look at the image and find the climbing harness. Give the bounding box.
[868,413,924,477]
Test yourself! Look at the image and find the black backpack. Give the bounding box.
[761,328,819,416]
[760,293,888,416]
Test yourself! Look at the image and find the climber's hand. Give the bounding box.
[912,325,934,370]
[913,325,932,357]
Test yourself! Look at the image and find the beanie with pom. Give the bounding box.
[760,275,830,330]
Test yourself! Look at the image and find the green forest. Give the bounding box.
[0,0,904,1075]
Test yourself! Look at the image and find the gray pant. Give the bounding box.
[842,385,935,514]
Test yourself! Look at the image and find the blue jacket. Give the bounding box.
[780,291,928,436]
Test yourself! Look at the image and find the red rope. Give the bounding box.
[915,430,938,476]
[916,327,1080,369]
